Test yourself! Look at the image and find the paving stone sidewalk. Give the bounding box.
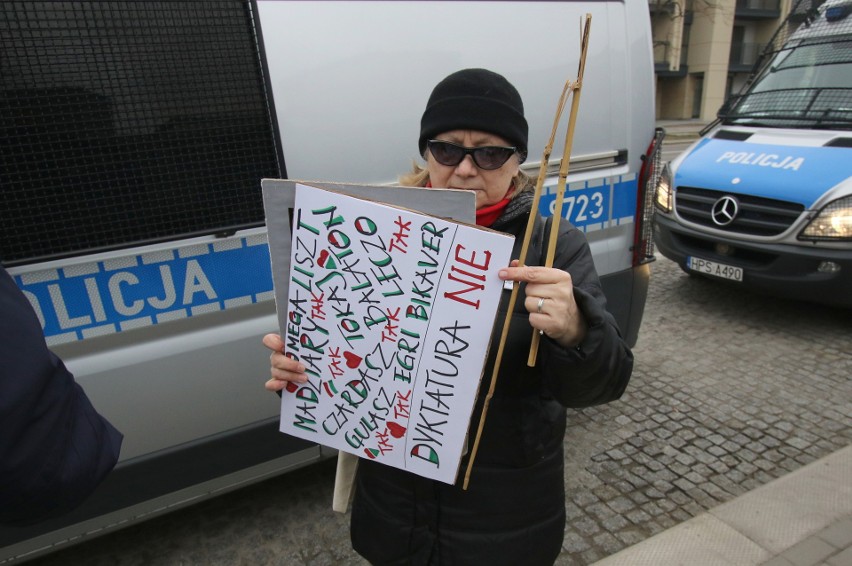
[550,255,852,565]
[591,445,852,566]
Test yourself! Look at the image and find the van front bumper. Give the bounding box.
[653,215,852,308]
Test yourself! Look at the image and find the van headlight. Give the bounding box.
[654,163,673,213]
[800,195,852,241]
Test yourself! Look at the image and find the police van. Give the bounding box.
[0,1,663,561]
[654,0,852,307]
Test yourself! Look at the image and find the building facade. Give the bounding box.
[651,0,823,120]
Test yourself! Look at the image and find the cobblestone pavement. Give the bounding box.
[25,256,852,566]
[556,256,851,564]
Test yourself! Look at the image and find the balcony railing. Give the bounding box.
[654,42,689,76]
[648,0,679,14]
[729,41,767,69]
[737,0,780,10]
[736,0,782,19]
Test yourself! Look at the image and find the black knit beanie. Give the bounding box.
[418,68,528,159]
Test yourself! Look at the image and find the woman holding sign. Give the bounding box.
[264,68,633,565]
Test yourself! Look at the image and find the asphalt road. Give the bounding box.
[23,253,851,566]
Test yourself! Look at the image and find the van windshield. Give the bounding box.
[721,34,852,130]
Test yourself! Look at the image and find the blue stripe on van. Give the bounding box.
[15,235,274,345]
[538,174,638,232]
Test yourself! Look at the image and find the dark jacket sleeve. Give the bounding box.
[537,223,634,408]
[0,266,123,525]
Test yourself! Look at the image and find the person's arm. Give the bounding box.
[538,225,633,407]
[0,266,123,525]
[499,223,633,408]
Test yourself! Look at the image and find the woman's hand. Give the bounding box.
[498,260,587,349]
[262,333,308,392]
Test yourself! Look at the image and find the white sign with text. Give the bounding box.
[275,183,514,484]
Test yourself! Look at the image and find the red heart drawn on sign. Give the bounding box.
[317,249,330,267]
[344,351,362,368]
[285,381,299,393]
[387,422,406,439]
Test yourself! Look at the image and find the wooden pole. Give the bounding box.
[528,13,592,367]
[461,79,571,490]
[462,14,592,489]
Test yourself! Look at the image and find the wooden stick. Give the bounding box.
[528,14,592,367]
[461,72,576,491]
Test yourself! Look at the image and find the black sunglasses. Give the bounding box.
[427,140,520,170]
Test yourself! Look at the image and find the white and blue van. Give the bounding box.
[654,0,852,307]
[0,0,663,561]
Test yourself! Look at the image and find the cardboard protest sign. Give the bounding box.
[262,181,514,484]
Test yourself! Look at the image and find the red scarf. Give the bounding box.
[425,183,513,227]
[475,197,511,227]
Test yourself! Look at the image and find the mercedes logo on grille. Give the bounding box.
[711,196,739,226]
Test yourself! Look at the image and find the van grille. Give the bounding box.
[0,1,281,266]
[675,187,804,236]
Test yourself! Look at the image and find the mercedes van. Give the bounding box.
[654,0,852,307]
[0,1,663,561]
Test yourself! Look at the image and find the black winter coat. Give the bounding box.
[350,200,634,566]
[0,266,123,525]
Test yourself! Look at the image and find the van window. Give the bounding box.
[724,34,852,127]
[0,1,282,267]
